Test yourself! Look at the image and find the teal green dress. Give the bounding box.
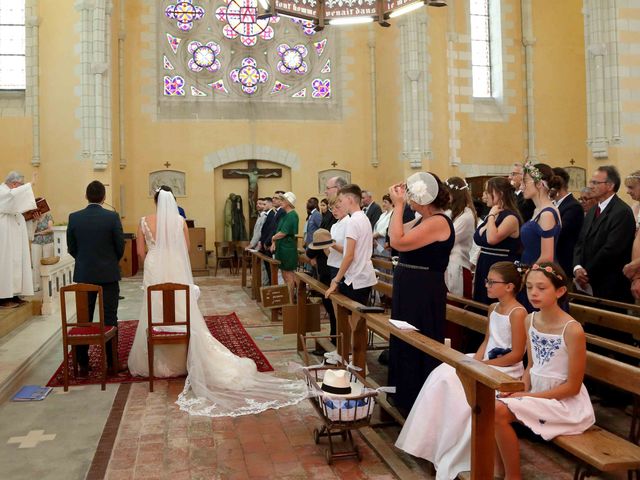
[275,210,299,271]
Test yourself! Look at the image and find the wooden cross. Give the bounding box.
[331,161,338,167]
[570,159,575,165]
[164,161,171,168]
[222,160,282,223]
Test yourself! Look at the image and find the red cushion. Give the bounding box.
[68,326,116,336]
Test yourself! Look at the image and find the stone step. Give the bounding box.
[0,302,33,339]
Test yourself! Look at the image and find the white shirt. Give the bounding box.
[342,210,377,289]
[248,211,267,248]
[597,194,615,214]
[553,193,571,208]
[328,216,348,269]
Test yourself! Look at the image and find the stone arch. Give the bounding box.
[204,145,301,172]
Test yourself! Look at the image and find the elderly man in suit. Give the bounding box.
[509,162,535,222]
[361,190,382,229]
[552,167,584,279]
[573,166,636,303]
[67,181,125,376]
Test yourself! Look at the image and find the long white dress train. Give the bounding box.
[127,191,308,417]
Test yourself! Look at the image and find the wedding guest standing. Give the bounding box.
[304,197,322,247]
[67,180,125,375]
[509,162,535,222]
[444,177,477,298]
[573,166,636,303]
[361,190,382,229]
[622,171,640,299]
[579,187,597,215]
[386,172,455,413]
[372,194,393,257]
[0,171,37,308]
[324,184,376,306]
[553,167,584,279]
[473,178,522,305]
[271,192,299,298]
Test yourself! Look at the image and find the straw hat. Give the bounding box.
[406,172,439,206]
[319,369,363,397]
[308,228,335,250]
[282,191,296,207]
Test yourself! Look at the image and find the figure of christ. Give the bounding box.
[223,161,282,220]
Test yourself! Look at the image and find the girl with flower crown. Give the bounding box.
[623,171,640,299]
[396,261,526,480]
[495,262,595,479]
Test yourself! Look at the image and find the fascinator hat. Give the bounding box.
[406,172,439,206]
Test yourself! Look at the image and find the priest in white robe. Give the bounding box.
[0,171,37,308]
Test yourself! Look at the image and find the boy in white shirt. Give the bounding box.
[325,184,377,305]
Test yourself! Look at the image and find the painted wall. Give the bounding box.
[1,0,634,248]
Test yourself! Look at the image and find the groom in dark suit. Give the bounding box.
[573,166,636,303]
[67,181,125,375]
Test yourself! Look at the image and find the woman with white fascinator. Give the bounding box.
[386,172,455,414]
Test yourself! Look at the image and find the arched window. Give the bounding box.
[470,0,491,98]
[0,0,25,90]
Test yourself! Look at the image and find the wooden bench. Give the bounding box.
[569,292,640,316]
[249,250,281,322]
[295,272,525,480]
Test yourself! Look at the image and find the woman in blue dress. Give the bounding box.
[519,163,563,311]
[473,177,522,305]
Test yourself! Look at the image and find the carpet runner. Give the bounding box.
[47,313,273,388]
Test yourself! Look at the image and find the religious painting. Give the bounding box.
[318,169,351,195]
[564,166,586,192]
[149,170,187,197]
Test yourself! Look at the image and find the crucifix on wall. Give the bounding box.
[223,160,282,221]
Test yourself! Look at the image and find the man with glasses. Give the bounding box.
[578,187,597,215]
[508,162,535,222]
[573,166,636,303]
[321,176,347,230]
[0,171,38,308]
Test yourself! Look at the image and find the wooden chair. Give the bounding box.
[60,283,118,392]
[146,283,190,392]
[214,241,235,276]
[234,240,251,273]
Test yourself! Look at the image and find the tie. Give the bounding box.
[595,206,601,219]
[363,206,368,214]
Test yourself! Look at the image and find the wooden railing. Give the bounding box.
[294,271,524,480]
[247,250,281,322]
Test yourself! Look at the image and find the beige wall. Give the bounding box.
[1,0,633,247]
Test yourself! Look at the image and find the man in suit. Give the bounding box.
[361,190,382,229]
[259,191,285,283]
[67,181,125,375]
[509,162,535,222]
[573,166,636,303]
[552,167,584,279]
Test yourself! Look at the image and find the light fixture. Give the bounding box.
[329,16,375,26]
[257,0,446,30]
[389,1,424,18]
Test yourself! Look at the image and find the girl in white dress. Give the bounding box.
[395,261,527,479]
[127,187,308,417]
[496,262,595,479]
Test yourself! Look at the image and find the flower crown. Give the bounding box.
[626,174,640,180]
[523,161,549,190]
[527,263,564,281]
[445,180,469,191]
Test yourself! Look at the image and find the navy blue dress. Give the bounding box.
[388,214,455,412]
[519,207,562,311]
[472,210,522,305]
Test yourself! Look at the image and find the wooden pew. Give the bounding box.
[569,292,640,315]
[249,251,281,322]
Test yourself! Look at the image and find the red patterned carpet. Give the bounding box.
[47,313,273,387]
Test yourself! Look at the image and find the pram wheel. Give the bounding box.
[325,448,333,465]
[313,428,320,444]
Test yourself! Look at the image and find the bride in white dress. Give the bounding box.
[127,188,308,417]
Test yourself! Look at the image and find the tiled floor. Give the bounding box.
[0,271,634,479]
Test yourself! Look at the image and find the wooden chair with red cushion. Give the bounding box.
[146,283,191,392]
[60,283,118,391]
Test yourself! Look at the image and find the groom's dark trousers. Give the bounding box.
[67,203,125,369]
